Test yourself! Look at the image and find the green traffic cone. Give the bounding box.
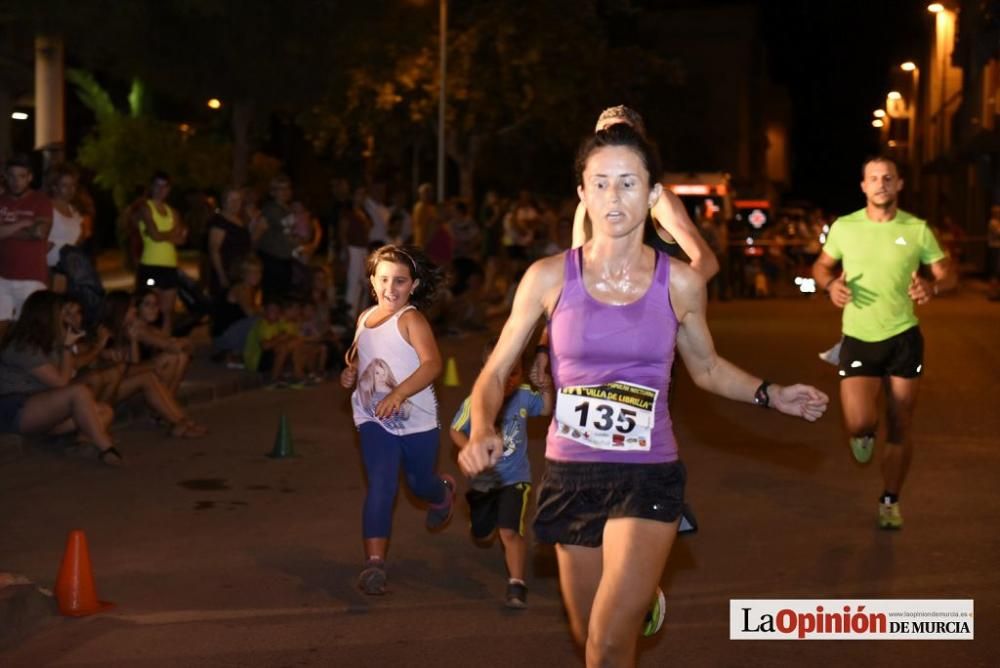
[267,413,296,459]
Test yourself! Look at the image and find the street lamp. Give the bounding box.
[887,91,903,101]
[437,0,447,204]
[207,98,222,110]
[11,111,28,120]
[874,109,886,118]
[872,119,885,128]
[899,64,920,167]
[927,3,944,13]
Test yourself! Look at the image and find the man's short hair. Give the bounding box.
[150,170,171,184]
[861,155,899,178]
[5,153,33,171]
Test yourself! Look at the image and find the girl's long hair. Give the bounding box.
[0,290,64,355]
[365,244,443,310]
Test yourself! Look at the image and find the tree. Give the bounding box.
[67,69,230,209]
[301,0,682,200]
[20,0,401,185]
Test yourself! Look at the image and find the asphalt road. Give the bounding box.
[1,292,997,667]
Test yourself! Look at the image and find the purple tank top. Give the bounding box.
[546,248,679,463]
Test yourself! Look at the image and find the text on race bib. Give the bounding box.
[555,381,658,451]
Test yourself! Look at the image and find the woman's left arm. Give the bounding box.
[208,226,229,288]
[672,261,829,422]
[373,310,442,418]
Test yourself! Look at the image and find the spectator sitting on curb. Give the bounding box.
[212,256,263,367]
[99,291,207,438]
[243,298,305,389]
[0,290,122,465]
[60,297,125,404]
[133,288,193,394]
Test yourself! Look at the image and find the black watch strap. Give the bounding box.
[753,381,771,408]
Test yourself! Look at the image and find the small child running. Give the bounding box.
[341,244,454,595]
[450,340,553,609]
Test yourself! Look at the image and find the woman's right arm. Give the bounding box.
[651,190,719,280]
[460,255,563,476]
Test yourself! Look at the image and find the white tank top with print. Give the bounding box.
[350,305,438,435]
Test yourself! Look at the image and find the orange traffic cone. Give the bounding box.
[54,530,114,617]
[443,356,461,387]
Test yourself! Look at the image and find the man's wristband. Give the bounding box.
[753,381,771,409]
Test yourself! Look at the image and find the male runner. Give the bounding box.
[813,156,955,529]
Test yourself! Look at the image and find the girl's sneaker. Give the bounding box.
[426,474,456,530]
[358,557,387,595]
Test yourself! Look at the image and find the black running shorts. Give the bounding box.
[466,482,532,539]
[136,264,179,290]
[839,326,924,379]
[533,460,686,547]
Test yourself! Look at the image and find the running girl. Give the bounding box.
[340,244,454,595]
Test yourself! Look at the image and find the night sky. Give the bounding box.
[10,1,934,217]
[758,0,930,213]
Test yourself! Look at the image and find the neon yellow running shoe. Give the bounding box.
[642,587,666,636]
[849,435,875,464]
[878,501,903,530]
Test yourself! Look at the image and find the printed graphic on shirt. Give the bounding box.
[357,357,412,427]
[555,381,658,451]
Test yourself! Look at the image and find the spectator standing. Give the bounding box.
[257,175,298,301]
[451,201,481,262]
[340,188,373,319]
[135,172,185,335]
[389,190,413,244]
[206,188,252,302]
[324,178,352,263]
[363,184,390,247]
[0,154,52,330]
[411,183,436,248]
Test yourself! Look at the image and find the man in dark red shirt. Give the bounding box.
[0,154,52,325]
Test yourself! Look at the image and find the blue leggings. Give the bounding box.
[359,422,446,539]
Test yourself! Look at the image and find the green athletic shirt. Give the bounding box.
[822,208,945,342]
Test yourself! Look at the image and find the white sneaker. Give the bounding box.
[818,340,842,366]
